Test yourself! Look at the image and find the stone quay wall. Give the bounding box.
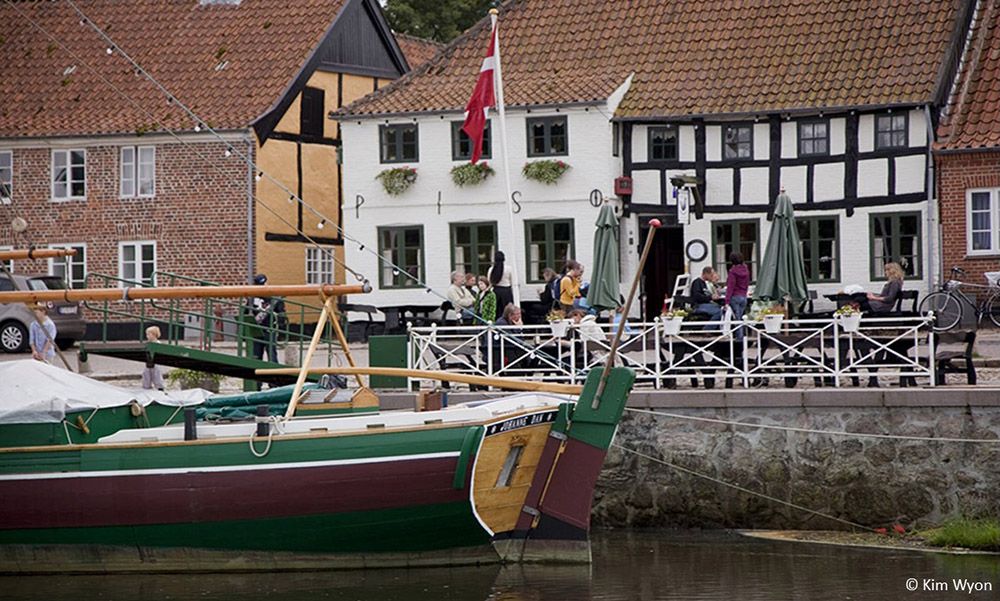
[592,389,1000,530]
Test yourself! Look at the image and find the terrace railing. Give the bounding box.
[406,315,936,389]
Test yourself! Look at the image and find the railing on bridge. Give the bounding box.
[407,315,936,389]
[83,272,341,366]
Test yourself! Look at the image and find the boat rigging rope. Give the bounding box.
[612,443,872,532]
[625,407,1000,444]
[248,415,284,458]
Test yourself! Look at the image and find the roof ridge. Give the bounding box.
[339,0,522,116]
[392,31,445,47]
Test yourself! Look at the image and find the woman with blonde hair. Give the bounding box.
[867,262,904,313]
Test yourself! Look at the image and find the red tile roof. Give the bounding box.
[937,0,1000,151]
[394,32,444,70]
[341,0,964,118]
[0,0,348,137]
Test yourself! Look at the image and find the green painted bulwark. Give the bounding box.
[453,426,484,489]
[568,368,635,450]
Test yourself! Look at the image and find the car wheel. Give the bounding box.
[0,321,29,353]
[56,338,75,351]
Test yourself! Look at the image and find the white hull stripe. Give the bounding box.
[0,451,461,482]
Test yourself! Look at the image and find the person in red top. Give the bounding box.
[725,252,750,341]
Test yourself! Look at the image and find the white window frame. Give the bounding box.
[0,150,12,204]
[0,245,12,273]
[120,146,155,198]
[51,149,87,201]
[47,243,88,289]
[305,246,336,285]
[966,188,1000,256]
[118,240,157,287]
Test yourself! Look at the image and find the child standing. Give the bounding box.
[142,325,165,391]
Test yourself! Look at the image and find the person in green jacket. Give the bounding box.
[474,275,497,322]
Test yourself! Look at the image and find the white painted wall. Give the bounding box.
[705,168,733,205]
[753,123,769,160]
[780,165,807,202]
[858,159,889,197]
[631,169,660,205]
[814,163,845,202]
[341,106,616,306]
[679,126,696,162]
[706,125,722,161]
[829,118,846,155]
[740,167,769,205]
[896,155,926,195]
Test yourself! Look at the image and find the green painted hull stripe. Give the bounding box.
[0,502,490,554]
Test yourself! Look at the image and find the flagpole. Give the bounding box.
[490,8,521,306]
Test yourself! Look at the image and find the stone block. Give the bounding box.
[884,389,968,407]
[641,390,726,409]
[802,389,884,407]
[725,390,803,407]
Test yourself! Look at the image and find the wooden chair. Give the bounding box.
[893,290,920,316]
[933,330,976,385]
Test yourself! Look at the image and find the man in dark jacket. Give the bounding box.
[690,266,723,321]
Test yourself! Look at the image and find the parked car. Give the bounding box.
[0,273,87,353]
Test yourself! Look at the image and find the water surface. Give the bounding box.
[5,530,997,600]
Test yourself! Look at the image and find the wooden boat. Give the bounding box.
[0,221,657,573]
[0,280,639,573]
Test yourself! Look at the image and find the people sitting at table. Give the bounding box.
[447,271,476,322]
[690,266,723,321]
[488,303,528,373]
[864,262,905,314]
[559,260,584,311]
[475,276,497,322]
[464,272,479,297]
[725,252,750,341]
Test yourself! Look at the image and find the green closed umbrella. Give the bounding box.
[586,203,621,311]
[755,190,808,303]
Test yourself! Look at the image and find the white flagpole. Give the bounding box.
[490,8,521,306]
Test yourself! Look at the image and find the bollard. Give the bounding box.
[183,408,197,441]
[256,405,270,437]
[77,349,91,374]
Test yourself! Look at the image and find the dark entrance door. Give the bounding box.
[639,217,685,321]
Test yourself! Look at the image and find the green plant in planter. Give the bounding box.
[376,167,418,196]
[522,159,570,184]
[166,368,224,393]
[450,162,495,187]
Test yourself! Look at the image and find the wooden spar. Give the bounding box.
[258,366,584,395]
[0,283,369,304]
[592,218,660,410]
[285,296,337,419]
[0,248,77,261]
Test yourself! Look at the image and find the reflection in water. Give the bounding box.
[3,530,997,601]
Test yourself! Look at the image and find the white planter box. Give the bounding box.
[763,314,783,334]
[839,313,861,333]
[663,317,684,336]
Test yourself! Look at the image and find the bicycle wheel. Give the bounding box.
[986,294,1000,328]
[919,291,962,331]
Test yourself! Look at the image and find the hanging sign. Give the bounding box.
[677,187,691,224]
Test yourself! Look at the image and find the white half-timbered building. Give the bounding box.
[337,0,974,318]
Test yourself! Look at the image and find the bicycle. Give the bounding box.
[918,266,1000,331]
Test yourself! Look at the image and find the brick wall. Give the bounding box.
[937,150,1000,285]
[0,138,251,284]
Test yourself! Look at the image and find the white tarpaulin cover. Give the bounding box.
[0,360,208,425]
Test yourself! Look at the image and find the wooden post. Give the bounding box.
[285,296,336,419]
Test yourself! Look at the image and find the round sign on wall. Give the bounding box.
[685,239,708,262]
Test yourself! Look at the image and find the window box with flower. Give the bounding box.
[522,159,570,185]
[835,305,862,332]
[450,162,495,187]
[376,167,417,196]
[661,308,687,335]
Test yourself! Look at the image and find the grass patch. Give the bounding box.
[922,518,1000,551]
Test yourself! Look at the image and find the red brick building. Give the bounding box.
[936,0,1000,287]
[0,0,434,338]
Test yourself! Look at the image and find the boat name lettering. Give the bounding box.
[486,411,557,436]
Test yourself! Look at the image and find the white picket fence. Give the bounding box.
[406,315,936,389]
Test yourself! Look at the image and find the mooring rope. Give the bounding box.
[612,443,871,531]
[625,407,1000,444]
[248,415,284,458]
